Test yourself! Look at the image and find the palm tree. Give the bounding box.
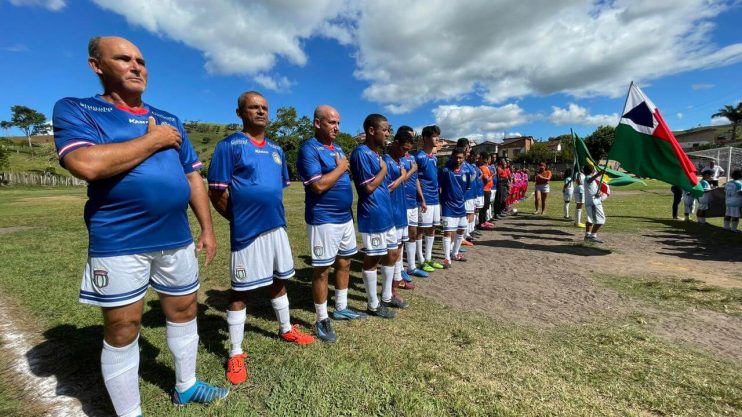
[712,102,742,142]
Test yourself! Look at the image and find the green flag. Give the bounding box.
[572,132,645,186]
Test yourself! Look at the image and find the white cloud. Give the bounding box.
[677,112,683,119]
[354,0,742,112]
[549,103,618,127]
[9,0,65,11]
[711,116,730,126]
[253,74,294,92]
[691,83,714,90]
[0,44,29,52]
[91,0,355,77]
[432,104,528,142]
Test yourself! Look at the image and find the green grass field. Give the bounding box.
[0,181,740,416]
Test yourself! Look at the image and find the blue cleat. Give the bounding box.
[314,318,337,343]
[401,270,412,283]
[333,307,368,320]
[409,268,429,278]
[172,380,228,406]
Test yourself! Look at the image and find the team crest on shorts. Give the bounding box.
[371,236,382,247]
[92,269,109,288]
[313,246,324,257]
[272,152,281,165]
[441,219,448,227]
[235,266,247,279]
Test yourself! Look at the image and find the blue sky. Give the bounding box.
[1,0,741,142]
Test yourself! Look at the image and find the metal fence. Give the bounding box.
[0,172,87,187]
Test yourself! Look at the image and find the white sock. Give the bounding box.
[453,234,463,257]
[362,269,379,310]
[732,220,739,231]
[468,221,475,236]
[335,288,348,311]
[166,319,198,393]
[270,294,292,334]
[564,202,569,217]
[443,236,451,261]
[394,258,403,282]
[226,308,246,357]
[101,338,141,417]
[416,238,424,265]
[314,301,328,322]
[405,241,416,271]
[425,235,434,262]
[381,265,394,302]
[576,209,582,224]
[724,220,731,229]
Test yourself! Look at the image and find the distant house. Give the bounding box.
[354,132,366,143]
[498,136,534,159]
[545,137,562,152]
[472,140,498,156]
[436,138,457,157]
[674,125,731,150]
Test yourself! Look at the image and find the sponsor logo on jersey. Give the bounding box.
[79,102,113,112]
[93,269,109,288]
[255,149,269,154]
[128,118,148,125]
[151,112,176,122]
[231,139,249,145]
[272,152,282,165]
[235,266,247,279]
[313,246,324,257]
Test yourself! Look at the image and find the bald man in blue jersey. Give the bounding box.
[53,36,227,417]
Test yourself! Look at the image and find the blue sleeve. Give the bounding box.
[383,155,394,184]
[351,149,377,189]
[281,148,290,187]
[297,144,322,185]
[175,120,202,174]
[52,98,98,166]
[207,140,233,190]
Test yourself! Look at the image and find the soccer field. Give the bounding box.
[0,181,740,416]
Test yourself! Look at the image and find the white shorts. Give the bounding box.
[585,203,606,225]
[231,227,294,291]
[465,199,475,214]
[307,220,358,267]
[684,198,696,214]
[79,243,199,308]
[697,199,709,211]
[406,207,419,227]
[573,189,585,204]
[441,215,467,232]
[563,188,573,202]
[536,184,550,193]
[475,196,485,209]
[395,226,409,245]
[726,206,741,218]
[418,203,441,227]
[361,228,398,256]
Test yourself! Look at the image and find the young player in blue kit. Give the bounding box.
[208,91,315,385]
[415,126,445,272]
[351,114,407,319]
[53,36,227,417]
[439,148,470,268]
[297,105,367,344]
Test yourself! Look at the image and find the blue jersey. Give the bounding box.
[489,164,498,188]
[350,144,394,233]
[474,165,485,197]
[438,164,467,217]
[208,133,290,251]
[402,154,419,209]
[53,96,201,257]
[414,151,440,205]
[383,154,408,228]
[296,138,353,225]
[463,162,477,200]
[725,179,742,208]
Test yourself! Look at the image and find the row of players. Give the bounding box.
[673,169,742,230]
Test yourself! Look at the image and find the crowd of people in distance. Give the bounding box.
[673,161,742,232]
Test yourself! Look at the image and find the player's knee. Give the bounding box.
[105,319,141,347]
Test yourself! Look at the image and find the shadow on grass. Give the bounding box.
[26,324,171,416]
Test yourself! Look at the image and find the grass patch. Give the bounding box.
[595,274,742,316]
[1,186,741,416]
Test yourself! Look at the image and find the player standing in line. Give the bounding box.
[477,152,496,230]
[351,114,407,319]
[487,155,498,221]
[53,36,228,416]
[562,167,574,219]
[696,170,714,224]
[415,126,445,272]
[573,166,586,227]
[439,148,469,268]
[383,131,414,296]
[456,139,477,246]
[399,127,430,279]
[583,164,606,243]
[297,105,368,344]
[209,91,315,385]
[723,169,742,232]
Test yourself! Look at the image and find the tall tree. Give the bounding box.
[2,105,49,148]
[712,102,742,142]
[584,125,615,161]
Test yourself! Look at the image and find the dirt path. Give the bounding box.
[416,214,742,361]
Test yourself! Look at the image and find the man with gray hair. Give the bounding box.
[296,105,368,343]
[53,36,227,417]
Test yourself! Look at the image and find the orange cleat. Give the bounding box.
[225,352,248,385]
[279,324,316,345]
[461,239,474,246]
